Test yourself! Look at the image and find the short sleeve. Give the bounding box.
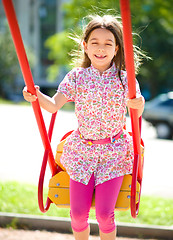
[135,80,141,97]
[57,68,77,102]
[121,71,141,99]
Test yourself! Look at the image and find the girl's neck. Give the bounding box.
[91,63,113,75]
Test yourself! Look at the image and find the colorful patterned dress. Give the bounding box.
[58,64,141,185]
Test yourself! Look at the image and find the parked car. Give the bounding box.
[143,92,173,139]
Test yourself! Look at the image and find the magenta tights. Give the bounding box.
[70,174,124,233]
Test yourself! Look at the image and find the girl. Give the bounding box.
[23,15,145,240]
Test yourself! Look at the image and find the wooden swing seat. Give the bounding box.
[48,135,144,211]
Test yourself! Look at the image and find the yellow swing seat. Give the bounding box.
[48,135,144,211]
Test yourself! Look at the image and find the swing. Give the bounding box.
[48,130,144,211]
[2,0,144,218]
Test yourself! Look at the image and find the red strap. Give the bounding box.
[120,0,143,218]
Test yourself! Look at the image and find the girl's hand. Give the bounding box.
[127,96,145,117]
[127,96,145,109]
[23,86,39,103]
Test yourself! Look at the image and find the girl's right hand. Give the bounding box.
[22,86,39,103]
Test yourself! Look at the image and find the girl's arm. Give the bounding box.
[127,96,145,117]
[23,86,67,113]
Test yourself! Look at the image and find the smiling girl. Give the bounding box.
[23,15,145,240]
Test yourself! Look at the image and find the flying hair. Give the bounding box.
[70,14,148,75]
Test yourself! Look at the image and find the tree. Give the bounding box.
[0,24,35,98]
[45,30,74,80]
[129,0,173,97]
[46,0,173,98]
[0,25,20,97]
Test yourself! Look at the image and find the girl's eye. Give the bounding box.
[92,42,98,45]
[106,43,112,46]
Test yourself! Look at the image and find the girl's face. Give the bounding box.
[83,28,119,74]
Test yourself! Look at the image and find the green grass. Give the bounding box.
[0,181,70,218]
[0,98,16,105]
[0,181,173,227]
[0,97,29,106]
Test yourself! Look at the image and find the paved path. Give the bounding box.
[0,228,157,240]
[0,104,173,198]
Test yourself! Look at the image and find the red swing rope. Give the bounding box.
[2,0,58,212]
[120,0,143,218]
[37,111,58,212]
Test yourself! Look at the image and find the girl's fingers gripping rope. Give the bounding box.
[127,96,145,110]
[23,86,38,103]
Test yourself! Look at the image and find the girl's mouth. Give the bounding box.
[95,54,106,59]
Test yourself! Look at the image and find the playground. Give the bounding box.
[1,0,173,239]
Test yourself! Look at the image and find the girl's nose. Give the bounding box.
[98,46,105,52]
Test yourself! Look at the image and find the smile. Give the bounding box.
[95,55,106,59]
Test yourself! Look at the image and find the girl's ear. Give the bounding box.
[83,41,88,53]
[115,45,119,56]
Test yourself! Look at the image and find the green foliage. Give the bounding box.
[0,181,173,226]
[45,31,74,80]
[0,25,20,97]
[46,0,173,98]
[62,0,119,29]
[129,0,173,96]
[0,24,35,97]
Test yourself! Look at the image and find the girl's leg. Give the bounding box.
[70,173,95,240]
[73,227,90,240]
[100,229,116,240]
[95,176,124,240]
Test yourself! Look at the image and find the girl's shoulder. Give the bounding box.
[67,67,87,78]
[70,66,87,74]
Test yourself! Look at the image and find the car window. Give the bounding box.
[159,99,173,107]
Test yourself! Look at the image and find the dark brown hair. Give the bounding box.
[71,15,146,74]
[82,15,125,72]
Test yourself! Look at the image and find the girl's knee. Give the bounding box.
[96,210,116,233]
[96,210,114,223]
[70,209,89,232]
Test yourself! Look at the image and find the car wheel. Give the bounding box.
[156,123,172,139]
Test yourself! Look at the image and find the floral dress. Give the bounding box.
[58,64,141,186]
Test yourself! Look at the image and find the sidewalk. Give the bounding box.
[0,212,173,239]
[0,228,157,240]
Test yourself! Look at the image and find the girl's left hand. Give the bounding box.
[127,96,145,117]
[127,96,145,109]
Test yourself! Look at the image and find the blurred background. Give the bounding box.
[0,0,172,139]
[0,0,173,231]
[0,0,173,100]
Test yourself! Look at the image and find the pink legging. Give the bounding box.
[70,174,124,233]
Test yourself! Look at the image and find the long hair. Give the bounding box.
[71,15,146,75]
